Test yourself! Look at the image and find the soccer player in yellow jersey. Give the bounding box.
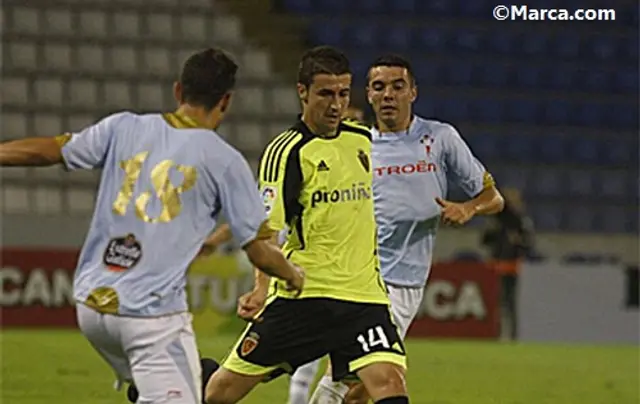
[204,46,410,404]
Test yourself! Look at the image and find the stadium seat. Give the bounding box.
[179,14,207,42]
[531,167,563,198]
[280,0,313,13]
[33,187,63,215]
[356,0,384,13]
[8,41,37,70]
[34,78,63,107]
[34,114,62,138]
[416,27,448,52]
[441,97,470,121]
[350,24,377,48]
[3,186,31,214]
[234,123,265,152]
[241,49,271,79]
[412,58,439,86]
[570,136,600,165]
[566,205,596,232]
[598,206,628,233]
[109,46,138,74]
[212,16,242,44]
[487,32,516,55]
[68,114,96,132]
[43,8,74,36]
[68,79,98,107]
[591,37,617,61]
[319,0,348,12]
[446,62,474,86]
[479,62,509,88]
[145,13,173,39]
[78,10,107,38]
[554,34,581,60]
[458,0,486,18]
[548,69,574,91]
[142,47,172,76]
[236,86,266,115]
[455,30,482,53]
[614,68,639,94]
[515,66,542,89]
[508,99,540,124]
[566,169,595,197]
[382,26,412,50]
[583,69,611,93]
[77,45,106,73]
[466,133,500,161]
[543,100,570,125]
[103,80,133,109]
[66,189,96,214]
[9,7,40,34]
[602,138,635,167]
[387,0,418,13]
[1,112,28,139]
[136,82,164,111]
[267,86,299,115]
[416,0,455,15]
[505,135,535,163]
[599,170,626,200]
[521,33,548,56]
[309,23,343,46]
[113,12,141,39]
[626,37,639,62]
[43,43,73,72]
[474,99,504,123]
[531,203,563,231]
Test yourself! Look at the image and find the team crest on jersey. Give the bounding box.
[103,233,142,272]
[240,332,260,357]
[421,134,434,155]
[357,149,370,172]
[261,186,277,214]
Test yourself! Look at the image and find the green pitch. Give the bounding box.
[1,330,638,404]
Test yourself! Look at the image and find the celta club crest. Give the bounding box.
[240,332,260,357]
[421,134,434,155]
[357,149,370,172]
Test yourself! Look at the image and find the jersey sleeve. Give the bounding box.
[443,124,496,197]
[217,153,268,248]
[257,131,304,232]
[59,112,128,170]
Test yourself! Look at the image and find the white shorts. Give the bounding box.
[76,304,202,404]
[387,284,424,339]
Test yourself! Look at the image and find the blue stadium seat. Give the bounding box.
[280,0,312,13]
[626,37,639,62]
[599,171,626,200]
[571,136,600,165]
[537,135,567,164]
[446,62,474,86]
[598,206,629,233]
[583,69,611,92]
[488,32,516,54]
[508,99,540,124]
[466,133,500,161]
[350,57,370,82]
[591,37,617,61]
[412,58,439,86]
[455,30,483,53]
[387,0,418,13]
[543,100,571,125]
[417,0,455,16]
[349,24,377,48]
[603,138,634,166]
[415,27,449,52]
[531,167,563,198]
[505,135,535,162]
[521,33,549,56]
[515,66,542,89]
[356,0,384,13]
[575,103,605,127]
[382,26,412,50]
[609,103,638,129]
[474,99,504,123]
[531,203,563,231]
[318,0,348,12]
[554,34,581,60]
[479,63,509,88]
[308,23,343,46]
[615,68,639,94]
[458,0,485,17]
[548,69,574,90]
[566,169,595,197]
[499,165,531,189]
[566,205,597,232]
[441,97,470,121]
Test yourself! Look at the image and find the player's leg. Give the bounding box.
[205,297,328,404]
[119,312,203,404]
[288,358,322,404]
[76,304,133,386]
[328,301,409,403]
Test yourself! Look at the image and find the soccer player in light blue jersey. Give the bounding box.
[0,48,304,404]
[303,54,505,404]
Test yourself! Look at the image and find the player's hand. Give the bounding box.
[285,265,305,296]
[237,288,268,323]
[435,197,476,226]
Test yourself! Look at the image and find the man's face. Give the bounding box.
[298,73,352,133]
[367,66,416,128]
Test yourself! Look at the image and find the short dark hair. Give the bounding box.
[179,48,238,110]
[297,46,351,87]
[367,54,416,84]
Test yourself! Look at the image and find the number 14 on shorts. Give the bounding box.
[357,325,393,353]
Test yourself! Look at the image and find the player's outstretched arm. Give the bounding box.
[0,136,66,166]
[243,237,304,294]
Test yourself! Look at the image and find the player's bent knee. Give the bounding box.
[356,363,407,401]
[204,368,262,404]
[344,382,369,404]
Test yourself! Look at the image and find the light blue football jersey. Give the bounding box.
[61,111,266,316]
[372,116,494,288]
